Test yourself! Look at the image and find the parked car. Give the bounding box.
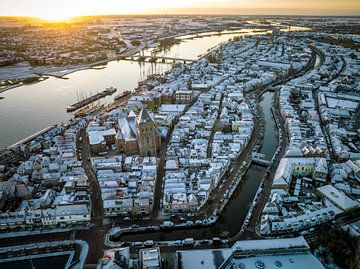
[144,240,154,247]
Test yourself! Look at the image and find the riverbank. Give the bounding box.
[0,44,146,95]
[105,88,278,245]
[0,75,49,94]
[0,65,93,94]
[0,26,282,149]
[106,41,318,246]
[0,26,278,96]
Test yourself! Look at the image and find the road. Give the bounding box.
[108,50,319,243]
[74,129,107,264]
[238,46,321,239]
[152,123,175,219]
[1,42,349,266]
[0,129,106,265]
[77,129,104,224]
[207,94,224,158]
[242,45,348,239]
[304,208,360,242]
[311,50,347,161]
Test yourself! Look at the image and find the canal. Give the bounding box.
[258,91,279,161]
[0,26,280,242]
[115,92,278,242]
[0,254,70,269]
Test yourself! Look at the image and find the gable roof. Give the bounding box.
[137,108,153,125]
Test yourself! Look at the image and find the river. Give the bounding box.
[0,28,272,149]
[0,27,280,242]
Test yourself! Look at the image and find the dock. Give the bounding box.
[66,87,117,112]
[114,90,131,101]
[126,55,194,64]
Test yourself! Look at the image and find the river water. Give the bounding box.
[0,27,280,242]
[0,61,171,149]
[0,28,272,149]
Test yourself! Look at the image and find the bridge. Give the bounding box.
[125,55,195,64]
[251,153,271,167]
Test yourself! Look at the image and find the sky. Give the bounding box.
[0,0,359,21]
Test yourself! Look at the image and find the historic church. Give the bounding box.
[115,108,161,156]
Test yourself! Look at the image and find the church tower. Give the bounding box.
[136,108,160,156]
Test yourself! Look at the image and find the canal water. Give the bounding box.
[258,91,279,161]
[112,30,316,244]
[0,25,282,243]
[145,29,273,60]
[0,28,272,149]
[119,166,267,242]
[0,254,69,269]
[117,92,277,242]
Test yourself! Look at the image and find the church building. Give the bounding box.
[116,108,161,156]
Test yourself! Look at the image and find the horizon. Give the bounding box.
[0,12,359,24]
[0,1,359,268]
[0,0,359,22]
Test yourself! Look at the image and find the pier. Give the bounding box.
[66,87,117,112]
[126,55,194,64]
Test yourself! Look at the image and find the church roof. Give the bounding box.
[137,108,153,124]
[128,110,137,118]
[118,115,137,141]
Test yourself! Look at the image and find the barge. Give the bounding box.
[66,87,116,112]
[114,90,131,101]
[74,104,105,118]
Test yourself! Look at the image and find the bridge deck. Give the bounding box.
[126,55,195,62]
[251,157,271,166]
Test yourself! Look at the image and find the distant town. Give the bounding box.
[0,15,359,269]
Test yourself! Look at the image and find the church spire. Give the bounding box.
[137,107,153,124]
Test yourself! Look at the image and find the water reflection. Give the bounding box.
[117,94,279,243]
[0,28,287,149]
[144,29,273,60]
[0,61,171,148]
[119,166,267,242]
[258,92,278,161]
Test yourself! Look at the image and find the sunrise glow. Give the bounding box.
[0,0,359,19]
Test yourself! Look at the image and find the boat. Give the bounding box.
[66,87,117,112]
[114,90,131,101]
[74,102,104,118]
[104,86,117,95]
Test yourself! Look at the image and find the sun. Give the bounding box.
[39,14,73,23]
[33,6,79,22]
